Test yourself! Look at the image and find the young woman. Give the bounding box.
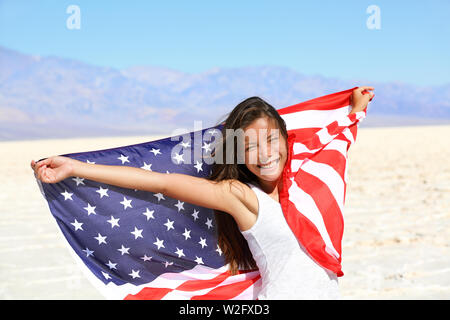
[31,86,374,299]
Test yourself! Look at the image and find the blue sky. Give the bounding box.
[1,0,449,86]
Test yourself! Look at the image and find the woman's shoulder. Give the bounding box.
[223,179,259,216]
[218,179,258,232]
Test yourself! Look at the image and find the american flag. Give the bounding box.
[34,87,371,299]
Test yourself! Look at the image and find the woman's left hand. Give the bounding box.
[350,86,374,113]
[31,156,76,184]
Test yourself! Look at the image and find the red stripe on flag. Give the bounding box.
[308,149,347,181]
[190,274,261,300]
[277,87,357,114]
[349,122,358,143]
[287,128,321,143]
[289,122,347,152]
[175,271,231,291]
[124,287,173,300]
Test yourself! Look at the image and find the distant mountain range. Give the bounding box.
[1,46,449,140]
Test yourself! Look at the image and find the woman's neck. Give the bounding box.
[256,177,283,200]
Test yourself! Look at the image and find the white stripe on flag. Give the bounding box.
[316,127,338,145]
[323,139,348,158]
[341,127,355,146]
[300,160,345,213]
[133,264,228,290]
[281,106,350,131]
[291,139,349,173]
[98,264,231,299]
[292,142,321,155]
[337,115,354,127]
[291,159,304,173]
[161,269,260,300]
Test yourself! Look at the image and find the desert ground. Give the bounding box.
[1,125,449,299]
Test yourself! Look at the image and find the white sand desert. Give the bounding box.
[0,125,449,299]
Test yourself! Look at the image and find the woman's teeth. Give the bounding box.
[258,158,280,169]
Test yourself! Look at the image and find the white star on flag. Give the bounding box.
[216,245,223,256]
[120,197,132,210]
[140,162,152,171]
[82,247,94,257]
[118,154,130,164]
[182,228,191,240]
[180,141,191,148]
[163,219,174,231]
[83,203,96,216]
[194,160,203,173]
[141,255,152,262]
[129,269,141,279]
[153,193,165,202]
[94,233,107,245]
[96,186,109,198]
[131,227,143,239]
[71,219,83,231]
[149,148,161,156]
[202,142,212,153]
[174,200,184,212]
[194,256,204,265]
[175,248,185,258]
[205,218,213,229]
[107,216,120,228]
[172,152,184,164]
[72,177,85,186]
[142,208,155,220]
[198,237,207,249]
[192,209,199,221]
[61,190,73,201]
[153,237,165,250]
[118,245,130,255]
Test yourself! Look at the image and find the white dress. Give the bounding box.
[240,182,341,300]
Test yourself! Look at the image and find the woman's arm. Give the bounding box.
[31,156,243,215]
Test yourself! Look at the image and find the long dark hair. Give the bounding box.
[207,96,288,275]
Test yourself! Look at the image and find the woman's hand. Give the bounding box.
[350,86,375,114]
[30,156,77,184]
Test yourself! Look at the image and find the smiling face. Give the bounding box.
[243,116,288,183]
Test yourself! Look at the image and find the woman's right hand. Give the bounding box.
[350,86,374,113]
[30,156,76,184]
